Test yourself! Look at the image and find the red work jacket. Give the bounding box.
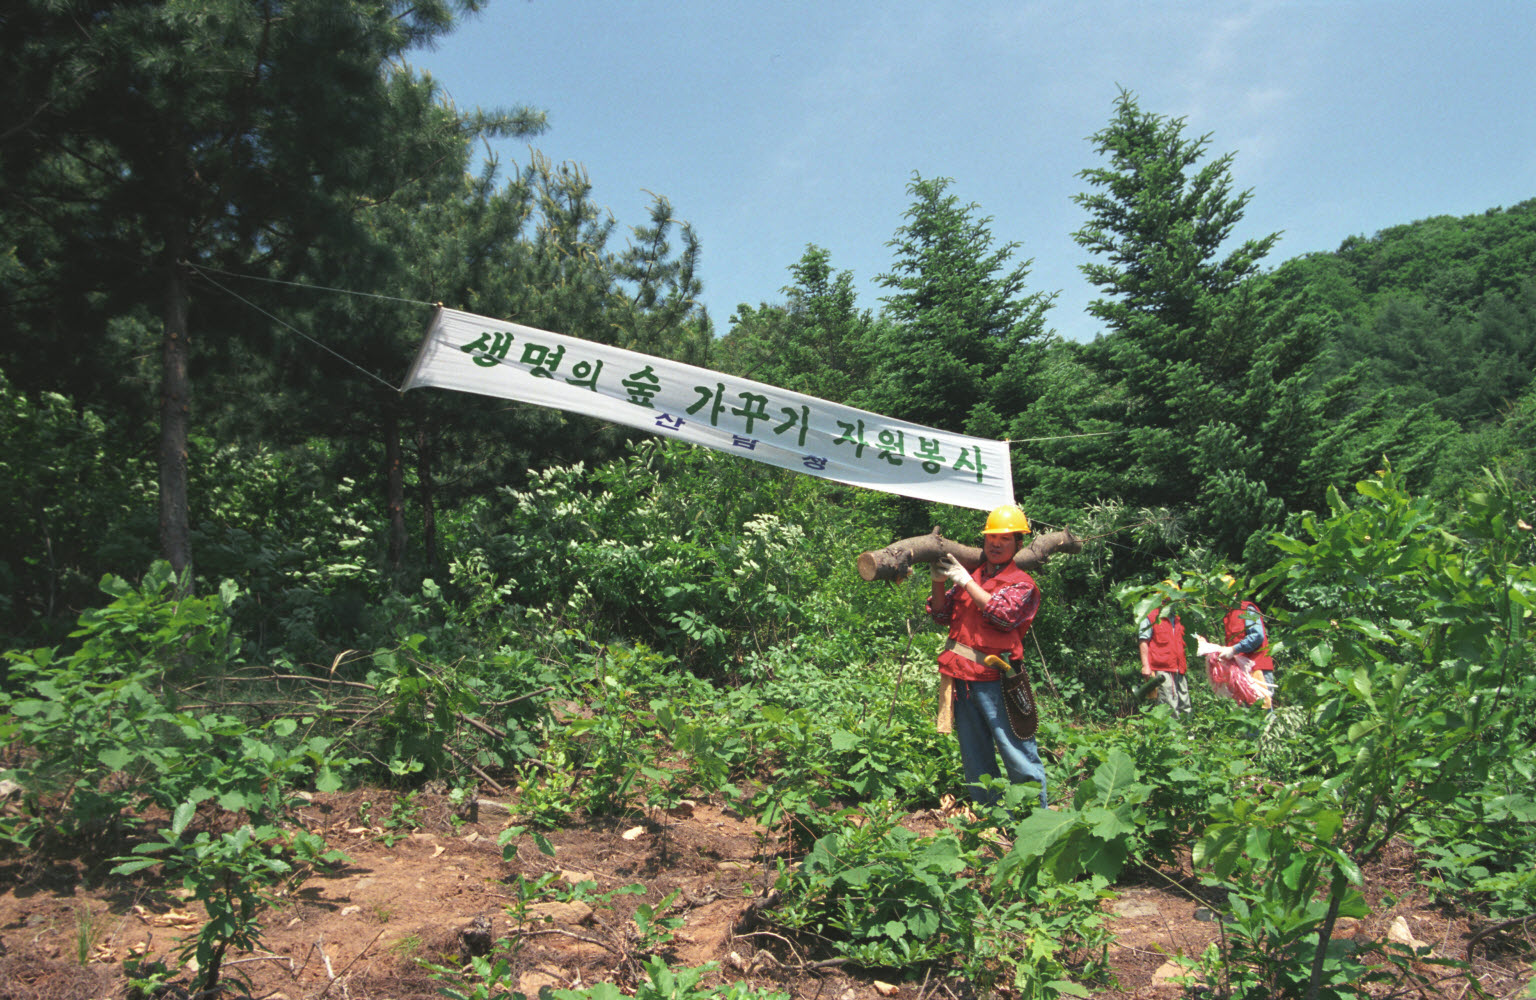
[1223,601,1274,672]
[937,562,1039,682]
[1144,607,1187,674]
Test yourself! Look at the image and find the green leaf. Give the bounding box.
[1195,825,1245,881]
[1084,806,1134,841]
[111,857,161,876]
[906,907,941,938]
[1011,808,1080,859]
[1086,750,1139,806]
[171,801,196,837]
[99,745,132,770]
[838,865,874,887]
[916,838,967,875]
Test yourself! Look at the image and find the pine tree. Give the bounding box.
[870,173,1054,434]
[715,245,873,404]
[0,0,543,578]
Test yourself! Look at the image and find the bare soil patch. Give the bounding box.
[0,791,1527,999]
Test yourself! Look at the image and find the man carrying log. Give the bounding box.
[927,503,1049,810]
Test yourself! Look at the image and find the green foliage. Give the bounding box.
[461,439,912,675]
[2,559,354,994]
[715,245,874,405]
[767,775,1119,996]
[1193,789,1375,999]
[1183,465,1534,996]
[1,563,349,848]
[113,807,347,996]
[1072,90,1324,524]
[865,173,1053,433]
[770,805,988,969]
[0,370,156,645]
[549,958,792,1000]
[1057,706,1259,860]
[998,750,1151,885]
[193,444,399,661]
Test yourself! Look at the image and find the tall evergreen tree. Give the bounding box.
[870,173,1054,435]
[715,245,873,404]
[0,0,543,578]
[1071,90,1323,536]
[1073,89,1279,418]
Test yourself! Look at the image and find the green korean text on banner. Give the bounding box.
[402,308,1014,511]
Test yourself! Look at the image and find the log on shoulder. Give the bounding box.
[856,527,1083,582]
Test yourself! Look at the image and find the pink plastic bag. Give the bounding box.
[1205,653,1262,706]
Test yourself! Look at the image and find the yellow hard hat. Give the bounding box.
[983,504,1032,535]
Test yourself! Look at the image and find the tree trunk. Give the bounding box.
[385,402,406,571]
[417,421,438,571]
[158,253,192,583]
[856,526,1083,582]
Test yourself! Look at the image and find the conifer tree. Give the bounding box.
[1072,90,1316,533]
[0,0,543,579]
[870,173,1054,435]
[715,245,873,404]
[1073,89,1279,421]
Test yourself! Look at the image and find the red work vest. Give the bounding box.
[938,562,1039,681]
[1144,607,1186,674]
[1223,601,1273,672]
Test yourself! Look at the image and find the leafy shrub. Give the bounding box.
[113,803,347,996]
[1,564,346,848]
[0,371,157,647]
[770,805,987,968]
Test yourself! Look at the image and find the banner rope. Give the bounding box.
[185,261,435,307]
[185,262,414,394]
[185,263,1126,453]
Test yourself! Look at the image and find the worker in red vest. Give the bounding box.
[1213,574,1275,709]
[928,503,1048,809]
[1138,581,1190,716]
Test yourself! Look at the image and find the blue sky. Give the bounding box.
[411,1,1535,344]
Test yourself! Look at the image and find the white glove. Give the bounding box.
[937,553,971,588]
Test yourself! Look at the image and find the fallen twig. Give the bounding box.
[317,935,335,982]
[1465,914,1534,966]
[316,928,386,999]
[522,926,621,955]
[444,744,508,796]
[223,953,297,974]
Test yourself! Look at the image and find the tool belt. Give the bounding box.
[938,640,1039,741]
[942,638,993,665]
[1000,662,1039,741]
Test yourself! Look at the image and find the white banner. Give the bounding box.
[402,308,1014,511]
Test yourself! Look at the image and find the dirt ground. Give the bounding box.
[0,789,1529,1000]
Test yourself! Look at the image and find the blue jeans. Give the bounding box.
[951,678,1048,808]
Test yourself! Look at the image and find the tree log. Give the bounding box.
[856,527,1083,582]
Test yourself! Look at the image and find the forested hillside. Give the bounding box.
[2,5,1533,999]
